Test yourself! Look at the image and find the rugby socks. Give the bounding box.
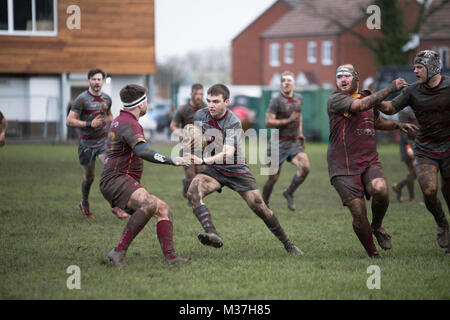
[263,214,290,245]
[193,205,218,234]
[352,221,378,256]
[262,181,274,206]
[371,196,389,231]
[81,180,93,204]
[156,220,176,260]
[424,197,449,229]
[115,209,150,252]
[406,173,415,200]
[286,175,305,195]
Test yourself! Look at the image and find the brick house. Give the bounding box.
[231,0,302,85]
[232,0,450,88]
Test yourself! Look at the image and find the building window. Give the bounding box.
[284,42,293,64]
[433,46,449,68]
[307,41,317,63]
[321,41,333,66]
[0,0,57,36]
[269,43,280,67]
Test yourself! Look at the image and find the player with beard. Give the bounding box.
[101,84,191,266]
[377,50,450,255]
[262,71,310,211]
[66,68,127,220]
[327,64,417,258]
[170,83,207,201]
[186,84,303,255]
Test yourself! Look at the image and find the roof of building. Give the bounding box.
[262,0,371,38]
[261,0,450,39]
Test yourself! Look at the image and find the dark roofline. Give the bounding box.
[232,0,288,42]
[261,32,341,39]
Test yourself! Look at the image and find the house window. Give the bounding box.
[269,43,280,67]
[284,42,293,64]
[0,0,57,36]
[433,46,449,68]
[321,41,333,66]
[307,41,317,63]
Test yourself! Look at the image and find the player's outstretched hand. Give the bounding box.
[172,157,190,167]
[390,77,409,92]
[398,122,419,134]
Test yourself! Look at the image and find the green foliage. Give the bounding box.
[0,143,448,299]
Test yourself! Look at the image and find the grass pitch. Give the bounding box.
[0,143,448,300]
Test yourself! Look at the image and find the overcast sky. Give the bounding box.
[155,0,276,62]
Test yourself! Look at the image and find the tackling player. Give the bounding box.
[101,84,191,266]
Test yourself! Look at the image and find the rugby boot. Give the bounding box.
[197,231,224,248]
[111,206,129,219]
[437,225,449,248]
[372,226,392,250]
[282,189,296,211]
[107,248,126,267]
[79,201,95,220]
[392,183,403,202]
[284,242,304,255]
[164,255,192,265]
[369,250,384,259]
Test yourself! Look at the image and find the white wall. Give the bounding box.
[28,76,59,122]
[0,77,29,121]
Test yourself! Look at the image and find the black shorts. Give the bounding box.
[415,154,450,179]
[200,166,258,192]
[78,143,106,166]
[100,174,143,212]
[331,163,385,206]
[266,139,304,166]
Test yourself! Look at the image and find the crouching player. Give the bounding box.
[100,84,191,267]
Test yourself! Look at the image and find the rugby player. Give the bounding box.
[170,83,207,201]
[377,50,450,255]
[101,84,191,266]
[262,71,310,211]
[327,64,416,258]
[66,68,127,219]
[186,84,303,255]
[0,111,7,147]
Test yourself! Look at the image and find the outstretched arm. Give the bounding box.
[134,141,187,166]
[374,116,419,133]
[349,78,408,113]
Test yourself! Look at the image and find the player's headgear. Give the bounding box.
[336,65,359,81]
[120,84,148,109]
[122,94,147,109]
[413,50,441,83]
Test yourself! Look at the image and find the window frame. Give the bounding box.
[269,42,280,67]
[321,40,333,66]
[0,0,58,36]
[307,41,317,64]
[284,42,294,64]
